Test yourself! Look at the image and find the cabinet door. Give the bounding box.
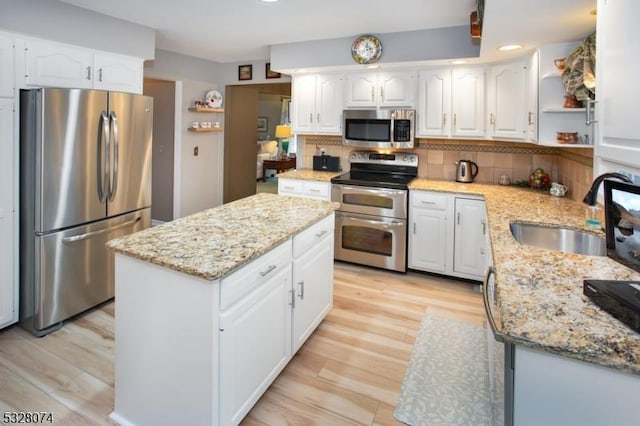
[488,61,527,140]
[0,98,16,328]
[417,69,451,137]
[315,74,343,134]
[93,53,143,94]
[408,207,448,273]
[452,68,485,137]
[219,264,292,425]
[24,39,93,89]
[453,198,487,278]
[596,0,640,168]
[0,33,13,98]
[378,71,416,107]
[292,75,316,133]
[344,72,377,107]
[292,236,333,352]
[527,51,539,141]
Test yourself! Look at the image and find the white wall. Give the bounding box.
[0,0,155,59]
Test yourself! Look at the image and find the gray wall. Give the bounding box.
[0,0,155,59]
[270,26,480,71]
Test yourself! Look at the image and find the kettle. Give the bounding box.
[455,160,479,183]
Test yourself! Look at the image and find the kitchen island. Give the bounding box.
[409,179,640,425]
[107,193,338,426]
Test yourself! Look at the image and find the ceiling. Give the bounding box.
[58,0,596,64]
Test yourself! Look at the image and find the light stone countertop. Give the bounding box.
[107,193,339,281]
[278,169,342,182]
[409,178,640,374]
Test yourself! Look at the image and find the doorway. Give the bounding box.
[223,83,291,203]
[143,78,176,224]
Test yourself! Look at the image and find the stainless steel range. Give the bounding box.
[331,151,418,272]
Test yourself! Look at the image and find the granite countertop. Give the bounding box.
[108,193,339,281]
[409,179,640,374]
[278,169,342,182]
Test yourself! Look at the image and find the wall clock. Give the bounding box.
[351,34,382,64]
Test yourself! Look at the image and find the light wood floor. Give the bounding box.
[0,262,485,425]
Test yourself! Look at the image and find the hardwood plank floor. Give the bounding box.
[0,262,484,425]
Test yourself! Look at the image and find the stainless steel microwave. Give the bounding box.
[343,109,415,149]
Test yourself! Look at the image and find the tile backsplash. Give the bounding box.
[301,136,593,202]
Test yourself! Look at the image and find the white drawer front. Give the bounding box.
[302,181,330,200]
[220,240,292,309]
[278,179,303,195]
[293,214,335,258]
[411,190,448,210]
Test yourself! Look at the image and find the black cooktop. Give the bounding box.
[331,171,416,190]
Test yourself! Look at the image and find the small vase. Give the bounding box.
[563,94,583,108]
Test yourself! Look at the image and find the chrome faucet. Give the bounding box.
[583,173,633,205]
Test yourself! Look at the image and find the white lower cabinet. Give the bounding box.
[409,190,488,280]
[220,262,292,426]
[278,178,331,200]
[111,214,335,426]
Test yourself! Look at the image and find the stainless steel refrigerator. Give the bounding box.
[19,88,152,336]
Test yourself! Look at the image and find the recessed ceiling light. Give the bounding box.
[451,60,467,65]
[498,44,523,51]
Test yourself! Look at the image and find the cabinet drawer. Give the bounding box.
[220,240,292,309]
[411,191,448,210]
[278,178,303,195]
[302,181,330,199]
[293,214,335,258]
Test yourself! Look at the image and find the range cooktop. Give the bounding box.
[331,171,416,190]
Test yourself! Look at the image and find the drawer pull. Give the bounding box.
[289,289,296,307]
[298,281,305,299]
[421,200,436,205]
[259,264,277,277]
[315,230,328,238]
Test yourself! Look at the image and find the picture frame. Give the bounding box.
[257,116,268,132]
[265,62,281,79]
[238,64,252,81]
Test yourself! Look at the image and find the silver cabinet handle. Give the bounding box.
[86,66,91,80]
[453,113,457,126]
[443,113,447,125]
[413,222,416,234]
[585,99,597,125]
[98,68,103,82]
[489,113,495,125]
[259,264,277,277]
[309,113,313,123]
[98,111,109,202]
[315,229,328,238]
[380,87,384,100]
[483,267,504,342]
[289,289,296,307]
[317,113,320,123]
[298,281,304,299]
[457,212,461,225]
[528,111,535,126]
[421,200,436,205]
[63,216,142,243]
[482,220,487,236]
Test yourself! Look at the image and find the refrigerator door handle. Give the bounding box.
[61,216,142,243]
[108,111,119,202]
[98,111,110,202]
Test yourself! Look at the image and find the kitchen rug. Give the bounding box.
[393,313,492,426]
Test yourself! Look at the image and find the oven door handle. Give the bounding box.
[338,214,405,228]
[337,185,406,197]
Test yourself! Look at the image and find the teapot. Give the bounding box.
[455,160,479,183]
[550,182,568,197]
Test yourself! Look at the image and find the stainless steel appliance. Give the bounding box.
[331,151,418,272]
[19,88,153,336]
[343,109,415,149]
[455,159,479,183]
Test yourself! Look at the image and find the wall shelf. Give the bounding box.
[542,107,587,113]
[188,107,224,113]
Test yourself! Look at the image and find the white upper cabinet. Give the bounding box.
[0,33,14,97]
[344,70,416,108]
[417,68,452,137]
[93,53,143,94]
[23,38,143,93]
[451,67,485,137]
[487,57,535,141]
[595,0,640,168]
[0,97,16,329]
[291,73,343,134]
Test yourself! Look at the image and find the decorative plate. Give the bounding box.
[351,34,382,64]
[205,90,223,108]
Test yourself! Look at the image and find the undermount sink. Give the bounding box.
[509,221,606,256]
